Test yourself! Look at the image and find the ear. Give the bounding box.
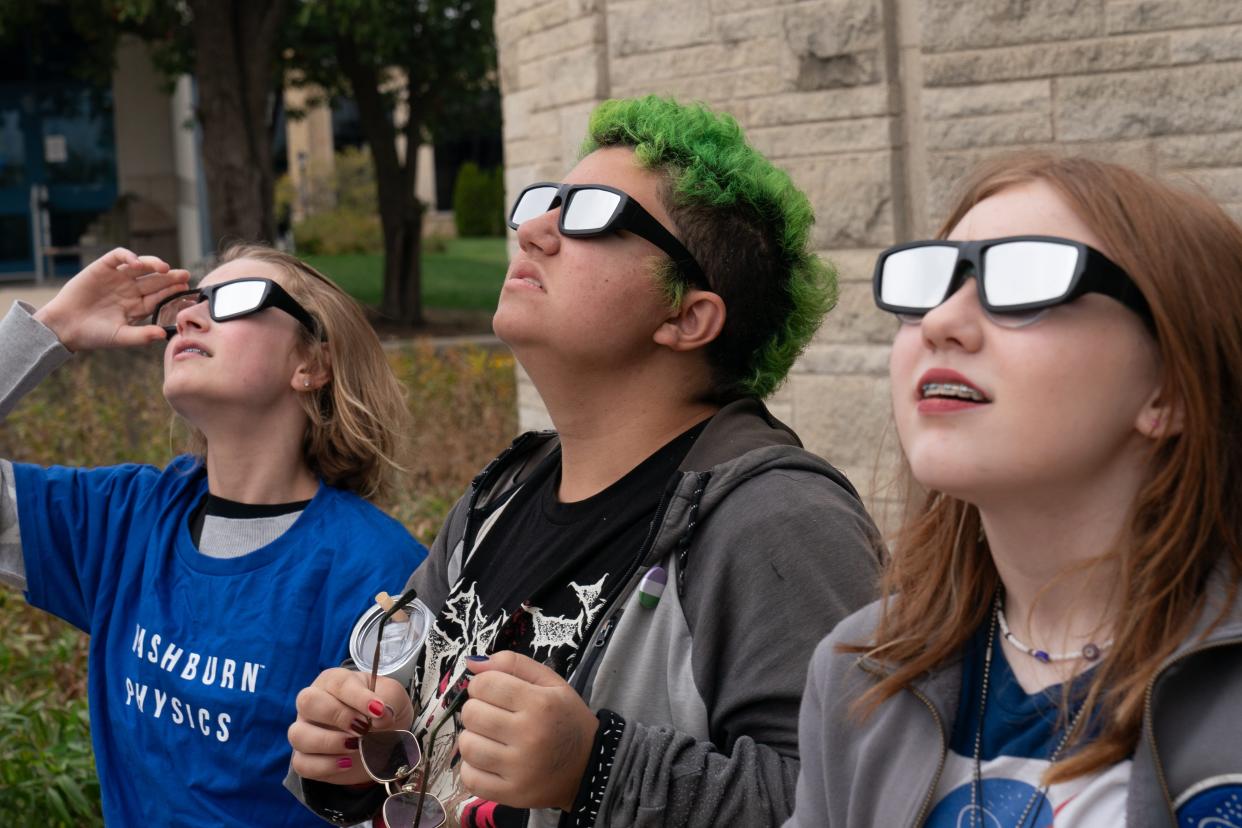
[652,290,726,353]
[1135,385,1183,439]
[292,344,332,392]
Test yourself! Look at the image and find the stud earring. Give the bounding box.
[303,378,310,388]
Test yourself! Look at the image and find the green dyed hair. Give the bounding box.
[582,95,837,400]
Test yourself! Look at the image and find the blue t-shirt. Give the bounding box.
[14,455,427,826]
[927,623,1242,826]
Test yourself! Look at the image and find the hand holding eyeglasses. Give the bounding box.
[34,247,191,352]
[458,651,599,812]
[288,666,414,786]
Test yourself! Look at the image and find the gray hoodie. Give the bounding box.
[786,574,1242,827]
[289,399,882,827]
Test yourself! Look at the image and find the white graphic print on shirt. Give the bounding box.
[408,575,609,825]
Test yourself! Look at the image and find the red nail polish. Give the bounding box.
[337,756,353,769]
[350,718,371,735]
[368,700,385,717]
[344,737,359,750]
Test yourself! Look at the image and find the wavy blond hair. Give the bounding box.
[180,244,410,504]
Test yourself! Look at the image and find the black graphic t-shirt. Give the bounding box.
[412,420,708,827]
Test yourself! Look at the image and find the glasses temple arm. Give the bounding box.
[622,203,710,290]
[413,679,469,825]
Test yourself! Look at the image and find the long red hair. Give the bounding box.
[850,153,1242,782]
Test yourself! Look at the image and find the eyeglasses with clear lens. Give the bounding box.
[152,277,322,339]
[507,181,709,289]
[873,235,1152,329]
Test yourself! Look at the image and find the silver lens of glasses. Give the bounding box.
[982,241,1078,307]
[881,246,958,310]
[511,185,559,226]
[212,280,268,318]
[564,188,621,231]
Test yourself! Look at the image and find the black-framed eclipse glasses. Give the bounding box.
[360,588,467,828]
[873,235,1153,328]
[152,277,323,340]
[507,182,710,290]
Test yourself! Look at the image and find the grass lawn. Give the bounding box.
[306,237,508,312]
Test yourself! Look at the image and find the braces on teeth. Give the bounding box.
[922,382,985,401]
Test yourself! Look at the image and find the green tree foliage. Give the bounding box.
[1,0,498,325]
[287,0,498,324]
[452,162,505,237]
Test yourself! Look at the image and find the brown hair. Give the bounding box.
[182,244,411,504]
[851,153,1242,782]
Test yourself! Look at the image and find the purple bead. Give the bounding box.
[1035,650,1051,663]
[1082,643,1101,661]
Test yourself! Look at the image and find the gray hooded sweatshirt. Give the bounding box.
[289,399,882,827]
[786,574,1242,827]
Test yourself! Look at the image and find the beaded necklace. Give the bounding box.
[996,601,1112,663]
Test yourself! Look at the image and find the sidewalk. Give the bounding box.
[0,280,66,310]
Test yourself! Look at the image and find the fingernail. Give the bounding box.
[350,718,371,735]
[337,757,353,769]
[466,655,489,662]
[344,737,359,750]
[368,700,385,717]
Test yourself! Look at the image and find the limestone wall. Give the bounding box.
[496,0,1242,523]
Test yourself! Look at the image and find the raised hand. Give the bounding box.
[33,247,191,351]
[459,652,599,812]
[288,667,414,785]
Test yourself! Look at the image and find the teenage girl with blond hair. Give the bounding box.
[0,245,426,825]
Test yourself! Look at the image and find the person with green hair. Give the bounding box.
[287,95,880,827]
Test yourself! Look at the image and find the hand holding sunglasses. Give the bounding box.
[457,650,599,812]
[359,589,468,828]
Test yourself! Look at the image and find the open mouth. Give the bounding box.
[174,342,212,358]
[506,261,545,290]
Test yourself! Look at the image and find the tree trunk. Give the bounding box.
[337,39,424,325]
[189,0,286,249]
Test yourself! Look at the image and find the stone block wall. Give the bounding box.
[495,0,1242,527]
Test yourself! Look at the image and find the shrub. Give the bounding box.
[293,208,383,255]
[453,162,505,237]
[279,146,386,255]
[0,591,100,826]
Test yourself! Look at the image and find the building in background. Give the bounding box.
[496,0,1242,522]
[0,22,208,283]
